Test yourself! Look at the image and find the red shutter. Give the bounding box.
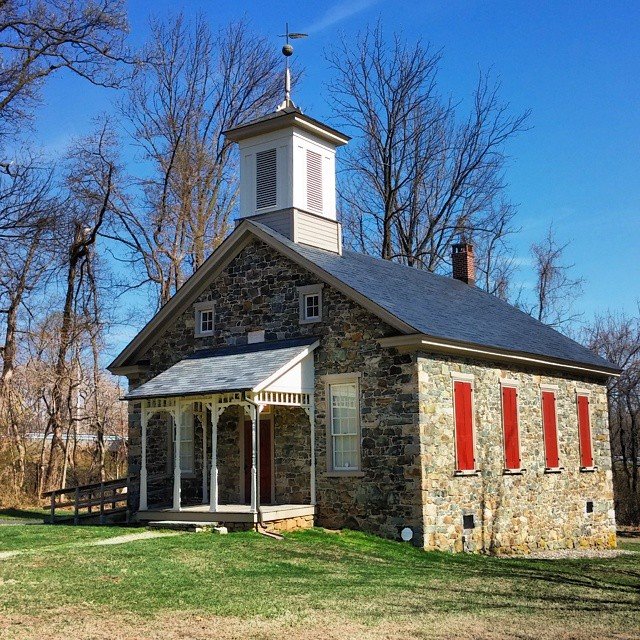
[454,381,475,471]
[542,391,559,468]
[577,395,594,468]
[502,386,520,470]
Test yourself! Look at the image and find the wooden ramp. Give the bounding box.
[43,477,130,525]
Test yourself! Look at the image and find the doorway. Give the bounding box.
[243,416,274,504]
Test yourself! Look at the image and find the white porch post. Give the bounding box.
[173,405,182,511]
[209,399,218,512]
[309,400,316,505]
[201,404,208,505]
[139,405,148,511]
[250,403,258,514]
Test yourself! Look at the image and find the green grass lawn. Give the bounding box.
[0,525,638,640]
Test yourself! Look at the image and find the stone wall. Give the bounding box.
[418,352,616,553]
[273,407,311,504]
[217,405,242,504]
[125,235,615,554]
[127,238,424,543]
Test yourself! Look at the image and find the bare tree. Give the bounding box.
[42,122,118,492]
[526,225,584,328]
[0,0,129,142]
[328,24,529,283]
[0,158,57,490]
[110,15,282,307]
[585,309,640,524]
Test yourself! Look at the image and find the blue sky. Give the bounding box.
[29,0,640,358]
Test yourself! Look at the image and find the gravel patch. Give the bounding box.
[526,548,635,560]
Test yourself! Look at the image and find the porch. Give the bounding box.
[137,503,315,525]
[125,339,319,530]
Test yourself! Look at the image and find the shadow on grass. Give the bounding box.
[0,507,46,521]
[255,529,640,616]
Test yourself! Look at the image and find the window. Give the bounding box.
[194,301,214,337]
[327,377,360,472]
[501,384,521,471]
[453,379,475,472]
[541,389,560,469]
[306,148,323,212]
[256,148,277,209]
[577,393,594,469]
[200,309,213,333]
[304,293,320,320]
[173,416,194,475]
[298,284,323,324]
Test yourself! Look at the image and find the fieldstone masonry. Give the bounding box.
[126,237,616,553]
[418,354,616,553]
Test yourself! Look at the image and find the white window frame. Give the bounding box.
[172,414,195,477]
[298,284,323,324]
[450,372,479,476]
[325,373,362,476]
[194,301,215,337]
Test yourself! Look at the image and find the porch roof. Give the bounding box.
[124,338,318,401]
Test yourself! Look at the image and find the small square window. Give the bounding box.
[298,285,323,324]
[194,302,215,337]
[304,293,320,320]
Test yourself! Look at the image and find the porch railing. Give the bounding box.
[43,477,130,525]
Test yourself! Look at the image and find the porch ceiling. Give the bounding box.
[124,337,318,401]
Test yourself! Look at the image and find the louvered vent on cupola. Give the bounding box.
[256,148,277,209]
[306,149,323,213]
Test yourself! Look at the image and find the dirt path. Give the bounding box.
[0,530,180,560]
[2,609,638,640]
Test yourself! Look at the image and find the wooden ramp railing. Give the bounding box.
[43,477,130,525]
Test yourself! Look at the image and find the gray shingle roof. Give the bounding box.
[125,338,317,400]
[250,222,616,373]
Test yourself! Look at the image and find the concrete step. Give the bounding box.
[148,520,228,534]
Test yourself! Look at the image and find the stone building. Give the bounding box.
[109,98,619,553]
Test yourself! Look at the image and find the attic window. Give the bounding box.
[306,149,323,212]
[256,148,277,209]
[194,301,215,337]
[298,284,323,324]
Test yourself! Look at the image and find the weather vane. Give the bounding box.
[277,23,307,111]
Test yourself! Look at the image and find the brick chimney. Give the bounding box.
[452,243,475,285]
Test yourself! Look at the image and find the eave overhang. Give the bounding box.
[378,334,622,379]
[223,110,350,146]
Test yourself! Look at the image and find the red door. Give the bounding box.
[244,418,273,504]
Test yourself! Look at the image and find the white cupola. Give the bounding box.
[224,106,350,254]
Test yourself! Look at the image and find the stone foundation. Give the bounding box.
[223,515,314,533]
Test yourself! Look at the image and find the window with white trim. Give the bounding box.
[298,284,323,324]
[173,417,194,475]
[304,293,320,320]
[194,301,215,337]
[329,380,360,471]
